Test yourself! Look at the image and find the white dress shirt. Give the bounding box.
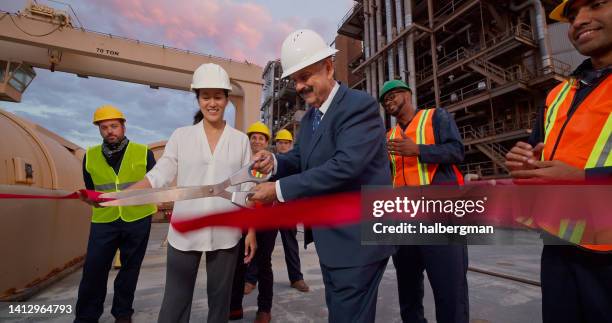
[146,121,251,252]
[275,82,340,202]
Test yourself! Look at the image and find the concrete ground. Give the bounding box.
[7,223,543,322]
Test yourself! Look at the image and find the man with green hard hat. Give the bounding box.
[379,79,468,323]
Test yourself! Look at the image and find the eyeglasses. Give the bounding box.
[383,91,402,105]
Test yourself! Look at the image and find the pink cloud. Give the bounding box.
[98,0,303,65]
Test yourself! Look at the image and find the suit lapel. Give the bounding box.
[303,85,348,166]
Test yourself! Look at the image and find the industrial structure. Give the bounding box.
[335,0,582,178]
[260,60,303,145]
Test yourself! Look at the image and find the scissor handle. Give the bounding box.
[229,161,271,186]
[231,191,255,208]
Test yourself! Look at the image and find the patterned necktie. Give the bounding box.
[312,108,323,134]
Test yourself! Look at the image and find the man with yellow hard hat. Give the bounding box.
[273,129,310,293]
[230,121,278,321]
[274,129,293,154]
[247,121,271,155]
[75,105,157,323]
[506,1,612,322]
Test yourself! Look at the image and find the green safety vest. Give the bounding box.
[85,142,157,223]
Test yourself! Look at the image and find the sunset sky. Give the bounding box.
[1,0,354,147]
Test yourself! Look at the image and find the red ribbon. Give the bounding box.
[171,192,362,233]
[0,189,107,202]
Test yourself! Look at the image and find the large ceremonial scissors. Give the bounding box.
[99,161,270,208]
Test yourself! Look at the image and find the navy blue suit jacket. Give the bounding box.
[275,84,397,268]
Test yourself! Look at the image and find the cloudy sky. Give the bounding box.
[1,0,354,147]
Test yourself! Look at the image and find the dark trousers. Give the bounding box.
[245,255,258,285]
[75,216,151,323]
[280,227,304,282]
[230,230,277,313]
[230,236,247,312]
[254,230,277,312]
[392,245,469,323]
[245,228,303,284]
[541,245,612,323]
[157,244,238,323]
[320,257,389,323]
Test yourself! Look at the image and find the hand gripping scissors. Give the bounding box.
[99,161,270,208]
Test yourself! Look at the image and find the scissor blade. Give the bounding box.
[100,187,178,199]
[100,185,220,207]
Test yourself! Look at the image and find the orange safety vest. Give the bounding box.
[540,75,612,252]
[387,109,463,187]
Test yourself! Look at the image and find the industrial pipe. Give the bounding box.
[369,0,379,98]
[385,0,395,79]
[364,0,373,95]
[376,0,385,103]
[395,0,407,82]
[510,0,553,71]
[404,0,417,107]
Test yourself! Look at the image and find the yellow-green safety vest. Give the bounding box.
[85,142,157,223]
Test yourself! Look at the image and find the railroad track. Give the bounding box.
[468,266,541,286]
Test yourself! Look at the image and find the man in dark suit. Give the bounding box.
[250,29,396,323]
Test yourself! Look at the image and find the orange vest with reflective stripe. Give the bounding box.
[541,75,612,251]
[387,109,440,187]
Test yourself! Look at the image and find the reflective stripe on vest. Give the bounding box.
[85,142,157,223]
[387,109,438,187]
[559,219,586,245]
[585,113,612,168]
[94,181,139,191]
[516,216,536,229]
[542,80,573,150]
[540,76,612,251]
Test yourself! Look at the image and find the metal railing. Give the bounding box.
[416,47,470,81]
[539,57,572,77]
[485,142,509,159]
[418,25,528,80]
[416,23,536,83]
[516,22,535,40]
[469,57,513,82]
[460,161,503,178]
[433,0,471,19]
[459,114,536,142]
[439,78,489,107]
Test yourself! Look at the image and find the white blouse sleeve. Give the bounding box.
[146,129,179,188]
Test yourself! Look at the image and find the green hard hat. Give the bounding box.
[379,80,411,103]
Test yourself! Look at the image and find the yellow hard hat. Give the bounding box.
[275,129,293,142]
[93,105,125,125]
[246,121,270,140]
[550,0,571,22]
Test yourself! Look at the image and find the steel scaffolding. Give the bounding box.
[337,0,572,178]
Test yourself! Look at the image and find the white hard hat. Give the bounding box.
[280,29,338,78]
[191,63,232,91]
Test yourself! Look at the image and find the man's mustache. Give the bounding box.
[298,86,314,98]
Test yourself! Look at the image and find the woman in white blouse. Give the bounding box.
[128,63,256,323]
